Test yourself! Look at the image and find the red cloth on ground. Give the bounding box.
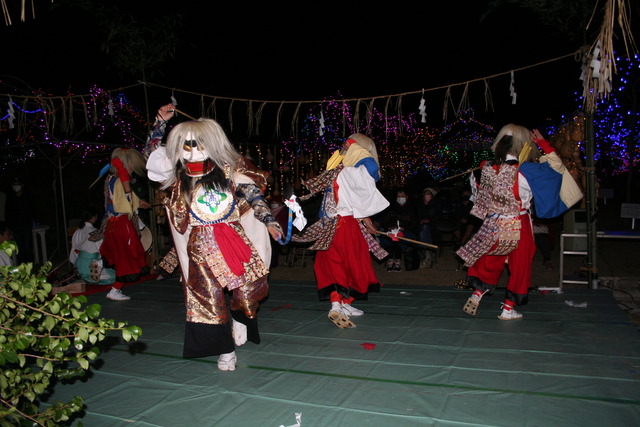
[467,213,535,296]
[314,216,379,294]
[100,215,147,280]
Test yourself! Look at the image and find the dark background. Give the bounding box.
[1,1,590,127]
[1,0,637,263]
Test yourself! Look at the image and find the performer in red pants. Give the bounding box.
[457,125,581,320]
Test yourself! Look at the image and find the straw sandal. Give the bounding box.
[328,310,356,329]
[463,296,480,316]
[89,261,101,283]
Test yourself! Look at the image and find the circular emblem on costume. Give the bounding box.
[198,189,228,214]
[191,184,238,224]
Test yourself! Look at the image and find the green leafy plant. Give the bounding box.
[0,241,142,426]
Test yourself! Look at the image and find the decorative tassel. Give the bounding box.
[458,83,470,113]
[443,87,453,123]
[484,79,494,112]
[228,99,234,132]
[255,102,267,136]
[274,102,283,138]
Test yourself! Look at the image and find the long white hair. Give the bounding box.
[111,147,146,177]
[163,119,240,188]
[491,124,537,164]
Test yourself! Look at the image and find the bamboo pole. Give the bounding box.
[173,108,197,121]
[376,231,439,249]
[439,167,479,182]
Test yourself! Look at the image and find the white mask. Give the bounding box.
[12,185,22,192]
[182,132,208,162]
[396,197,407,205]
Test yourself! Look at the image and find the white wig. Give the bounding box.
[111,147,146,177]
[491,124,531,157]
[163,118,240,187]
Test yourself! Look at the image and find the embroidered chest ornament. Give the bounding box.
[197,189,227,214]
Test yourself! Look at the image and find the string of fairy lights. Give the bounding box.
[1,55,638,195]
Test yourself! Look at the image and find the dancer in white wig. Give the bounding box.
[147,114,282,371]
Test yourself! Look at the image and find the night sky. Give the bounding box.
[0,1,609,130]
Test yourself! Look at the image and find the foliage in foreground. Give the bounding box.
[0,241,142,426]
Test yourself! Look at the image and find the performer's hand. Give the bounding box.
[267,225,283,242]
[157,104,176,122]
[362,217,377,235]
[139,199,151,209]
[530,129,555,154]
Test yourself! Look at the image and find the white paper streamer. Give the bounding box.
[284,195,307,231]
[509,71,517,105]
[171,88,178,107]
[7,97,15,129]
[107,98,114,116]
[418,91,426,123]
[319,109,325,136]
[565,300,587,308]
[590,41,601,79]
[278,412,302,427]
[388,220,402,239]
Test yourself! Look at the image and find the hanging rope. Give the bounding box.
[2,52,584,137]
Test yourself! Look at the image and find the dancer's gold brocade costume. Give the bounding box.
[166,179,269,327]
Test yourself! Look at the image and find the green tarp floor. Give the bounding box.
[45,278,640,426]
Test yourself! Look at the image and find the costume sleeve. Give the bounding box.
[144,119,168,157]
[235,182,283,234]
[354,157,380,182]
[517,171,533,210]
[111,157,130,184]
[519,161,564,218]
[335,166,390,218]
[469,161,486,203]
[146,146,174,183]
[165,181,190,234]
[533,137,556,155]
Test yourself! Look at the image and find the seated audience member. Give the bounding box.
[416,187,442,268]
[453,188,481,247]
[69,206,116,285]
[378,188,420,271]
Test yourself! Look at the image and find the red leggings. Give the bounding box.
[468,214,535,296]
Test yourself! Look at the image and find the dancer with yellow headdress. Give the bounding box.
[293,133,389,328]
